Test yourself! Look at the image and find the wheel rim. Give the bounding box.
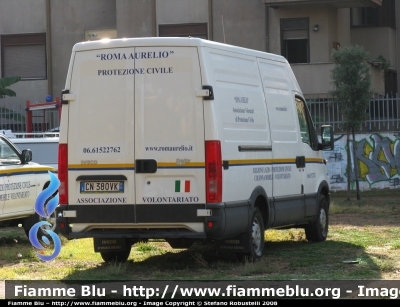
[39,212,57,232]
[252,218,262,254]
[319,208,327,236]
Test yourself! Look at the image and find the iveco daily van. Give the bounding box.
[56,37,334,262]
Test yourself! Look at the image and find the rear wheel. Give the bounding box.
[237,207,265,262]
[100,246,132,263]
[305,196,329,242]
[23,211,57,242]
[23,183,58,242]
[166,239,194,249]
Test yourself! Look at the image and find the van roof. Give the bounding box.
[72,37,286,63]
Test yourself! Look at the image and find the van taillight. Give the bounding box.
[205,141,222,203]
[58,144,68,204]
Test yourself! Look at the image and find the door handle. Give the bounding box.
[135,159,157,173]
[296,156,305,168]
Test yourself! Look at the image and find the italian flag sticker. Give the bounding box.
[175,180,190,193]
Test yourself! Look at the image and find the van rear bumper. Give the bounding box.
[65,229,208,240]
[56,200,250,240]
[205,200,250,239]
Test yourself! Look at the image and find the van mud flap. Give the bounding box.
[93,238,128,252]
[216,232,251,254]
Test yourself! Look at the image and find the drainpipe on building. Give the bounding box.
[208,0,213,41]
[46,0,52,98]
[152,0,157,37]
[396,1,400,100]
[265,4,269,52]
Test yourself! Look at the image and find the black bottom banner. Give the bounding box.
[4,280,400,301]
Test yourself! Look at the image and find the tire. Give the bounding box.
[100,246,132,263]
[23,211,57,242]
[238,207,265,262]
[166,239,194,249]
[305,195,329,242]
[24,183,58,242]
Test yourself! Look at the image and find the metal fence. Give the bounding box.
[1,95,399,134]
[0,105,60,132]
[307,94,400,133]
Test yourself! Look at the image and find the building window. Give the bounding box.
[385,70,398,97]
[351,1,395,28]
[281,18,309,64]
[159,23,208,39]
[351,7,379,26]
[1,33,47,80]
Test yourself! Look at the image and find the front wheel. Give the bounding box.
[100,246,132,263]
[237,207,265,262]
[305,195,329,242]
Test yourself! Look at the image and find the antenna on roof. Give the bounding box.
[221,15,226,44]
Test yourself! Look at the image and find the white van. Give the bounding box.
[56,37,333,262]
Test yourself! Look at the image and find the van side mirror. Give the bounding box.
[21,149,32,164]
[320,125,334,151]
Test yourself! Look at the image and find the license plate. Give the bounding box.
[80,181,124,193]
[94,238,127,252]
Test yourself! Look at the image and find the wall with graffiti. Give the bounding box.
[322,132,400,191]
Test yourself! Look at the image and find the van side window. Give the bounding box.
[295,97,318,150]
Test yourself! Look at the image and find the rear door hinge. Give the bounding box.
[61,89,75,104]
[195,85,214,100]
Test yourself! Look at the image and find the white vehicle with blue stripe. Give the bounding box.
[0,132,57,238]
[56,37,334,262]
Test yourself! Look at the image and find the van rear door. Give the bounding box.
[134,47,206,226]
[67,45,205,230]
[67,47,136,224]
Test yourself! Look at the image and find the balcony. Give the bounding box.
[263,0,381,8]
[290,62,384,97]
[291,63,335,96]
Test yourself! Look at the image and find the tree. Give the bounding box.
[0,76,21,99]
[329,45,373,201]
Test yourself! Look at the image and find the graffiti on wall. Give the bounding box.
[323,133,400,190]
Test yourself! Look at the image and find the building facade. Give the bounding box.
[0,0,399,131]
[265,0,398,99]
